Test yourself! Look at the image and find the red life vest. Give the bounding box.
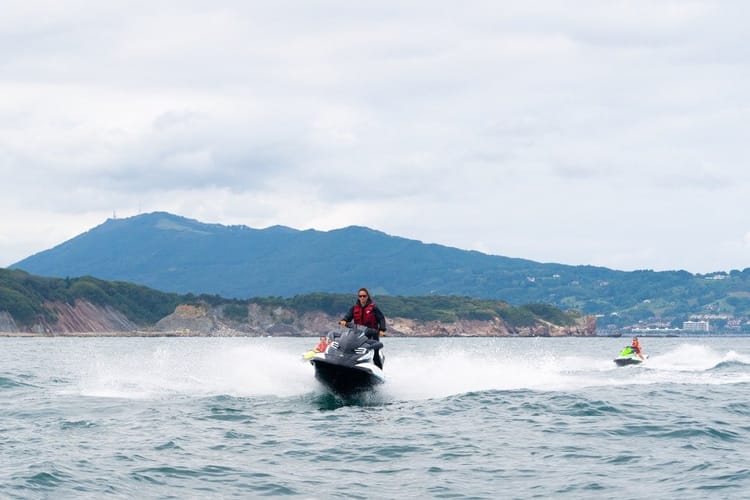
[631,340,641,353]
[353,301,379,329]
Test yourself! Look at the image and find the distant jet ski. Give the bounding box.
[309,324,385,396]
[614,345,647,366]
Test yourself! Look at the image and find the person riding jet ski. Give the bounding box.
[614,336,647,366]
[339,287,387,369]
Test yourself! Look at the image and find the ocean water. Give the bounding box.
[2,336,750,499]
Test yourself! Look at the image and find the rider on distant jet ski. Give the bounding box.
[339,287,387,369]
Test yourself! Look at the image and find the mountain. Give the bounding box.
[11,212,750,329]
[11,212,548,298]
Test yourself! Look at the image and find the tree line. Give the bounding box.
[0,269,581,329]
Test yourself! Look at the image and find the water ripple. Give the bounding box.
[2,337,750,498]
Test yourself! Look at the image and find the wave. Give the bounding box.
[710,359,750,371]
[0,375,32,389]
[646,345,750,372]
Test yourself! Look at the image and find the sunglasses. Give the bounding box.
[358,294,368,298]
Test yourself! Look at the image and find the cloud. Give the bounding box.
[1,0,749,273]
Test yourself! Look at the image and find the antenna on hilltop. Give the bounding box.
[113,210,117,220]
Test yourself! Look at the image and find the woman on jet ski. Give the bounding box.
[339,288,387,368]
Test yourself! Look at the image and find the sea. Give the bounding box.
[2,336,750,499]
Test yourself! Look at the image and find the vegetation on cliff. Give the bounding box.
[0,268,182,327]
[251,293,581,326]
[0,268,583,331]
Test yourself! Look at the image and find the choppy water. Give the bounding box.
[2,336,750,499]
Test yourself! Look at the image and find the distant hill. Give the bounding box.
[11,212,750,329]
[11,212,558,298]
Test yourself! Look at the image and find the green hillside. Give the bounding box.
[0,268,184,326]
[0,268,583,330]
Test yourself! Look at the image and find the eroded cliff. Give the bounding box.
[151,303,596,337]
[1,300,596,337]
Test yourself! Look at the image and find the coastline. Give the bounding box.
[3,331,750,338]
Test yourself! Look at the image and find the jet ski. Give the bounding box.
[309,324,385,396]
[301,349,318,361]
[614,345,647,366]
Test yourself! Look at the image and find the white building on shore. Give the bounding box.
[683,320,710,332]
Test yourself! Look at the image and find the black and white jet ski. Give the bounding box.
[613,345,647,366]
[309,324,385,396]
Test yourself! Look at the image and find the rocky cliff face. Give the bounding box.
[44,301,138,333]
[1,300,596,337]
[0,300,137,334]
[0,311,18,332]
[388,315,597,337]
[151,303,597,337]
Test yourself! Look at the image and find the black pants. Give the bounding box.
[365,330,383,369]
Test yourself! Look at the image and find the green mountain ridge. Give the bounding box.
[10,211,750,331]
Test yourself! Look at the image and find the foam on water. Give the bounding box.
[75,343,318,399]
[69,339,750,402]
[381,342,750,399]
[646,343,730,371]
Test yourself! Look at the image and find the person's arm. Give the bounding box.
[373,305,386,333]
[340,306,354,326]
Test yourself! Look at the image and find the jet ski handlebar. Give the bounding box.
[341,322,379,336]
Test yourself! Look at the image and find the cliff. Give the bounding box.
[0,300,138,334]
[151,303,596,337]
[0,300,596,337]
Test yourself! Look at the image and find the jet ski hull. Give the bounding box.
[311,358,384,395]
[613,356,643,366]
[310,324,385,396]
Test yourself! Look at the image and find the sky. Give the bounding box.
[1,1,749,274]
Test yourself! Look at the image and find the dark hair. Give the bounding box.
[358,287,371,298]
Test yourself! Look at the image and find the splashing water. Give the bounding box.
[57,337,750,401]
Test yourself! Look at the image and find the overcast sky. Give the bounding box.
[2,1,748,273]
